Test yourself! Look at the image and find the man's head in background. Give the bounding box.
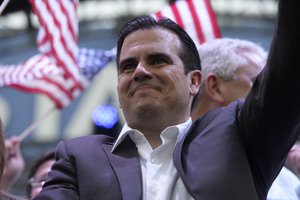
[27,150,55,199]
[192,38,267,120]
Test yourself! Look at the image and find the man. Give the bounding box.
[191,38,300,200]
[191,38,267,120]
[34,0,300,199]
[27,150,55,199]
[35,15,202,200]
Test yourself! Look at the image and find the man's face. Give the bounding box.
[117,28,199,127]
[219,63,262,105]
[30,159,55,199]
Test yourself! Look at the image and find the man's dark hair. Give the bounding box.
[116,15,201,74]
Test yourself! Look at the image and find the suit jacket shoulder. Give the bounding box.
[35,135,122,200]
[35,134,142,200]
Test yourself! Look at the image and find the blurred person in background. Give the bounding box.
[0,119,24,200]
[1,137,24,193]
[26,150,55,199]
[1,131,55,199]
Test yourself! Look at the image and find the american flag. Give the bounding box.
[78,48,115,80]
[0,54,72,109]
[32,0,80,80]
[0,0,115,109]
[0,49,115,108]
[29,0,86,109]
[152,0,221,46]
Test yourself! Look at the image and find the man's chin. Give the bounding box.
[134,102,162,115]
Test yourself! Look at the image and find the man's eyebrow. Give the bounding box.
[147,52,171,61]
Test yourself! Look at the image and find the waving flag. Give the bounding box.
[29,0,86,109]
[0,48,115,108]
[0,0,115,109]
[152,0,221,46]
[0,54,73,109]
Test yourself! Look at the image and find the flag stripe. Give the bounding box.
[10,81,71,109]
[171,3,184,28]
[154,4,175,21]
[203,0,221,38]
[37,26,52,54]
[193,0,215,41]
[61,0,78,41]
[187,0,205,43]
[31,0,81,83]
[152,0,221,46]
[176,0,201,45]
[47,0,77,57]
[154,11,163,19]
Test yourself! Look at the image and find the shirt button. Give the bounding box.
[150,157,156,163]
[150,186,158,194]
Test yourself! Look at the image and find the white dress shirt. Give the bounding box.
[112,118,195,200]
[267,166,300,200]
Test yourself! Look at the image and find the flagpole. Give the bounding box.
[19,106,56,141]
[0,0,10,15]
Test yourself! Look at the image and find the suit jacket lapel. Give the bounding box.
[173,102,241,197]
[173,107,225,180]
[103,136,142,200]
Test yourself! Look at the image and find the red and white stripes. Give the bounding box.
[0,0,88,109]
[153,0,221,46]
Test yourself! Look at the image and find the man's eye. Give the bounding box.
[120,64,136,73]
[151,58,166,66]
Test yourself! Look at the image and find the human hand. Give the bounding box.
[285,144,300,178]
[1,136,25,191]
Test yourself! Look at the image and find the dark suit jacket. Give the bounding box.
[34,0,300,199]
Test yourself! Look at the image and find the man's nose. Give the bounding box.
[132,63,152,82]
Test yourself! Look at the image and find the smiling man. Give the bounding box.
[117,27,200,149]
[34,0,300,199]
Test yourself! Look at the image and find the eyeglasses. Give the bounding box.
[28,176,47,188]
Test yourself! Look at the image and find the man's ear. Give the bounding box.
[205,73,225,104]
[190,70,202,96]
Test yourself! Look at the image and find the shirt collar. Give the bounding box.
[111,118,192,152]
